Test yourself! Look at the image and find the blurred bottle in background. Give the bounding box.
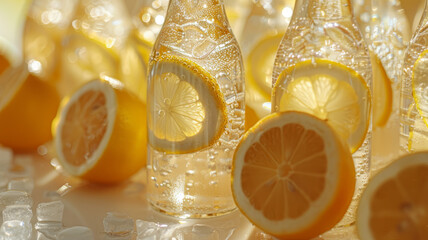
[24,0,78,86]
[224,0,250,41]
[119,0,169,102]
[353,0,411,172]
[401,0,428,154]
[239,0,295,129]
[59,0,132,97]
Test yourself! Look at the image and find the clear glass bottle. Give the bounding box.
[401,0,428,153]
[119,0,169,102]
[239,0,295,128]
[59,0,132,97]
[369,0,410,171]
[146,0,245,217]
[271,0,372,227]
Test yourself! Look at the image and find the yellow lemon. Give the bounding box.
[0,66,60,151]
[53,78,147,184]
[232,111,355,239]
[357,152,428,240]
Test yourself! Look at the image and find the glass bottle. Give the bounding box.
[401,0,428,153]
[59,0,132,97]
[24,0,79,84]
[147,0,245,217]
[224,0,250,39]
[239,0,295,129]
[368,0,410,171]
[119,0,169,102]
[271,0,372,227]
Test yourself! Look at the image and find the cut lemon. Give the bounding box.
[53,78,147,184]
[148,55,227,154]
[357,152,428,240]
[245,104,260,131]
[412,49,428,128]
[232,111,355,239]
[0,65,60,152]
[246,33,284,100]
[371,52,393,127]
[272,59,371,153]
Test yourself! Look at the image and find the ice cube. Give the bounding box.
[0,191,33,208]
[36,200,64,222]
[103,212,134,237]
[0,220,32,240]
[173,224,219,240]
[2,205,32,223]
[9,155,33,177]
[57,226,94,240]
[7,178,34,194]
[0,147,13,172]
[0,172,8,190]
[136,220,159,239]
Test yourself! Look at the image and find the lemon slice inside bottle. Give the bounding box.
[246,33,284,100]
[148,56,227,154]
[371,52,393,128]
[412,49,428,129]
[272,59,371,153]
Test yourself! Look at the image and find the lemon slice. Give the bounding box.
[371,52,393,127]
[357,152,428,240]
[412,49,428,128]
[233,111,355,239]
[246,33,284,100]
[272,59,371,153]
[53,78,147,183]
[148,55,227,154]
[0,0,31,68]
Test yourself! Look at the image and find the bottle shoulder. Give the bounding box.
[273,18,370,80]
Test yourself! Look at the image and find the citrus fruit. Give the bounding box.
[272,59,371,153]
[412,49,428,128]
[53,78,147,184]
[371,52,393,127]
[232,111,355,239]
[0,65,60,152]
[357,152,428,240]
[147,55,227,154]
[245,104,260,131]
[0,54,9,75]
[246,33,284,100]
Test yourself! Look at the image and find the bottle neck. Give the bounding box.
[293,0,354,21]
[165,0,228,24]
